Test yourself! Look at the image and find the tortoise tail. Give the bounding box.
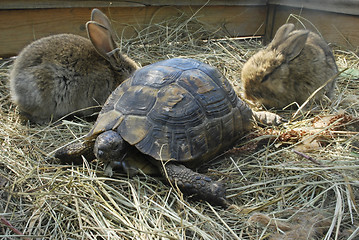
[55,141,95,165]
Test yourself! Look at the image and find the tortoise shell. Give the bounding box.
[85,58,252,164]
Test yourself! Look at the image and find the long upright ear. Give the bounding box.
[86,21,117,62]
[91,9,113,33]
[277,30,309,61]
[268,23,295,49]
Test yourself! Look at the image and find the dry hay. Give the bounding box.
[0,11,358,240]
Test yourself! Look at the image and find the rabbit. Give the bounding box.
[241,23,338,109]
[9,8,139,124]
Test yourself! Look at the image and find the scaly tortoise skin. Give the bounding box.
[55,58,281,206]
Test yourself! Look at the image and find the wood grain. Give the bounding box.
[1,2,358,57]
[0,0,267,9]
[269,0,359,16]
[0,6,267,57]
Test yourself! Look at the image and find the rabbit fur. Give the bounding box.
[241,23,338,109]
[9,9,139,123]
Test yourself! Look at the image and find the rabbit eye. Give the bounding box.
[261,74,270,83]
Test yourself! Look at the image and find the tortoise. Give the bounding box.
[55,58,282,206]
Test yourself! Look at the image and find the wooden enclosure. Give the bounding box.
[1,0,358,57]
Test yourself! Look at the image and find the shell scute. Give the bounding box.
[131,65,181,88]
[114,85,157,116]
[186,125,209,161]
[204,118,222,152]
[154,58,202,70]
[171,129,192,161]
[177,69,231,118]
[85,110,124,139]
[119,115,152,145]
[147,83,205,128]
[136,125,171,160]
[220,113,236,142]
[196,62,238,107]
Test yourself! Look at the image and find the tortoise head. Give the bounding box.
[94,130,126,163]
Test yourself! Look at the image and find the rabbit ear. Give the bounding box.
[269,23,295,49]
[91,9,113,34]
[277,30,309,61]
[86,21,118,63]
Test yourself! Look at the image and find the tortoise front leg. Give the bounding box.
[55,141,95,164]
[161,163,227,206]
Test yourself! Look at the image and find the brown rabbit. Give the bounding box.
[241,23,337,109]
[9,9,139,123]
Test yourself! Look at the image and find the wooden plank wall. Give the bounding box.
[269,0,359,16]
[265,2,359,49]
[0,2,267,57]
[0,0,358,57]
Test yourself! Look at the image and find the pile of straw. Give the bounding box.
[0,12,358,239]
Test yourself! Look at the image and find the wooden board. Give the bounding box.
[0,0,268,9]
[269,0,359,15]
[1,1,358,57]
[0,6,267,57]
[265,5,359,49]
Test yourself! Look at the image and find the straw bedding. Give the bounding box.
[0,13,358,239]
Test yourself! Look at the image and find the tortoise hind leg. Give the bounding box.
[55,141,95,164]
[161,163,227,206]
